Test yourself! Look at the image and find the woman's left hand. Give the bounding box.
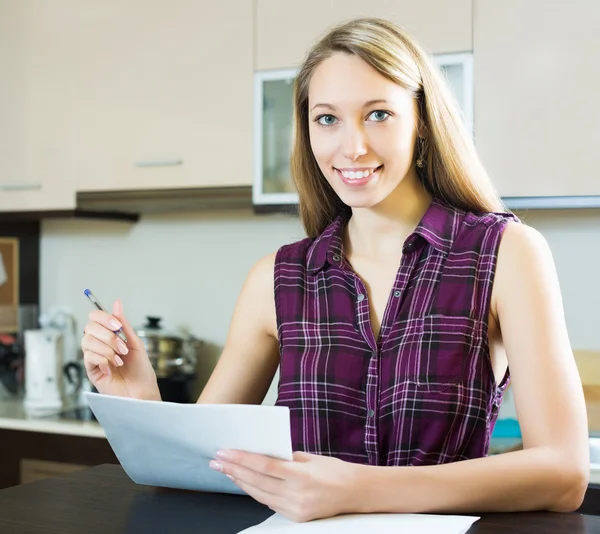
[209,450,360,522]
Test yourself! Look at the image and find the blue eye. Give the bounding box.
[316,114,338,126]
[368,110,390,122]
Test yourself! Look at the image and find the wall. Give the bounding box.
[40,208,600,406]
[40,210,305,404]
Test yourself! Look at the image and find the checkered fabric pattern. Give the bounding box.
[274,198,519,466]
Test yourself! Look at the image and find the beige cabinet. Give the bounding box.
[0,2,75,211]
[20,458,87,485]
[255,0,473,71]
[61,0,253,192]
[474,0,600,198]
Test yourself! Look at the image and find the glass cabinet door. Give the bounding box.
[253,53,473,206]
[434,52,474,136]
[253,68,298,205]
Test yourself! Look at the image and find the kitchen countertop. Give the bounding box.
[1,464,599,533]
[0,396,105,438]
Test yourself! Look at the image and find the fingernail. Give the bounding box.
[109,319,122,330]
[114,355,124,367]
[209,460,223,472]
[216,450,232,460]
[117,340,128,355]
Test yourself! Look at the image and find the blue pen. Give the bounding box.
[84,289,128,343]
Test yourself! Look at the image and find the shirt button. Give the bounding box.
[332,254,341,262]
[367,409,375,418]
[357,293,365,302]
[393,290,401,298]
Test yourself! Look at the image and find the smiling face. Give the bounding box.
[308,52,421,210]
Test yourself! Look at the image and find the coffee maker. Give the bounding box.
[23,329,64,414]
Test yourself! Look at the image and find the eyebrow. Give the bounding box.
[309,99,390,112]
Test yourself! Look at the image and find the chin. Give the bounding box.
[335,193,382,210]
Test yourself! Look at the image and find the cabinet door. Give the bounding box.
[256,0,473,71]
[474,0,600,197]
[0,1,75,211]
[67,0,253,192]
[20,458,87,485]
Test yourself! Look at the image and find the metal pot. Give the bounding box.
[135,316,203,379]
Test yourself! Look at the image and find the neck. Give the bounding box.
[344,173,432,259]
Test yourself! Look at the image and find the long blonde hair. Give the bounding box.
[291,17,507,238]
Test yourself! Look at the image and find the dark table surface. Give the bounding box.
[1,464,600,533]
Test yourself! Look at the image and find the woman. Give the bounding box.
[81,17,589,522]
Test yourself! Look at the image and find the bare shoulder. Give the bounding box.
[251,252,277,279]
[245,252,277,295]
[239,252,278,338]
[491,220,557,319]
[498,220,551,258]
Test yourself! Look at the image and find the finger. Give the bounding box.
[218,451,289,479]
[83,322,129,357]
[229,476,284,512]
[82,335,124,367]
[88,309,123,334]
[112,299,144,350]
[217,460,283,495]
[83,350,112,378]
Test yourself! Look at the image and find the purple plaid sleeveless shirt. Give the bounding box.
[274,199,520,466]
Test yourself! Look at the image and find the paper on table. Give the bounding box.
[84,391,293,495]
[238,513,479,534]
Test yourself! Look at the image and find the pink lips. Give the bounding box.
[335,166,382,187]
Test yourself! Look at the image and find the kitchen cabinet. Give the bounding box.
[255,0,473,71]
[0,428,117,489]
[20,458,87,485]
[0,1,76,211]
[4,0,254,197]
[71,0,253,193]
[474,0,600,199]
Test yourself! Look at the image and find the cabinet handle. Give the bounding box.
[134,159,183,167]
[0,183,42,191]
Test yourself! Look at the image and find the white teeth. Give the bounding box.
[339,168,377,179]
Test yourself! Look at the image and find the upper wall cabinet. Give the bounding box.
[474,0,600,199]
[255,0,473,71]
[0,2,75,211]
[65,0,253,192]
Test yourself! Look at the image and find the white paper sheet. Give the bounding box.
[238,513,479,534]
[84,392,293,495]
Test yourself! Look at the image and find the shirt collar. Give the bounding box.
[306,198,462,274]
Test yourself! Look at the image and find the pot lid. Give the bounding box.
[135,316,182,340]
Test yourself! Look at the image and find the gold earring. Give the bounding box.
[416,139,426,168]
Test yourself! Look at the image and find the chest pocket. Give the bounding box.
[413,314,477,392]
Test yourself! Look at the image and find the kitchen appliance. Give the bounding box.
[135,317,203,403]
[0,334,22,397]
[23,329,64,414]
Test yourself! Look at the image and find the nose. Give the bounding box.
[340,122,368,161]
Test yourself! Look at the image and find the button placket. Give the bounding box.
[364,348,380,466]
[380,250,418,344]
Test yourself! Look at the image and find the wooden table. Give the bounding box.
[1,464,600,533]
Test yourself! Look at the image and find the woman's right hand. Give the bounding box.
[81,299,161,401]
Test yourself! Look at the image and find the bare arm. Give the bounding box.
[352,221,589,513]
[197,253,280,405]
